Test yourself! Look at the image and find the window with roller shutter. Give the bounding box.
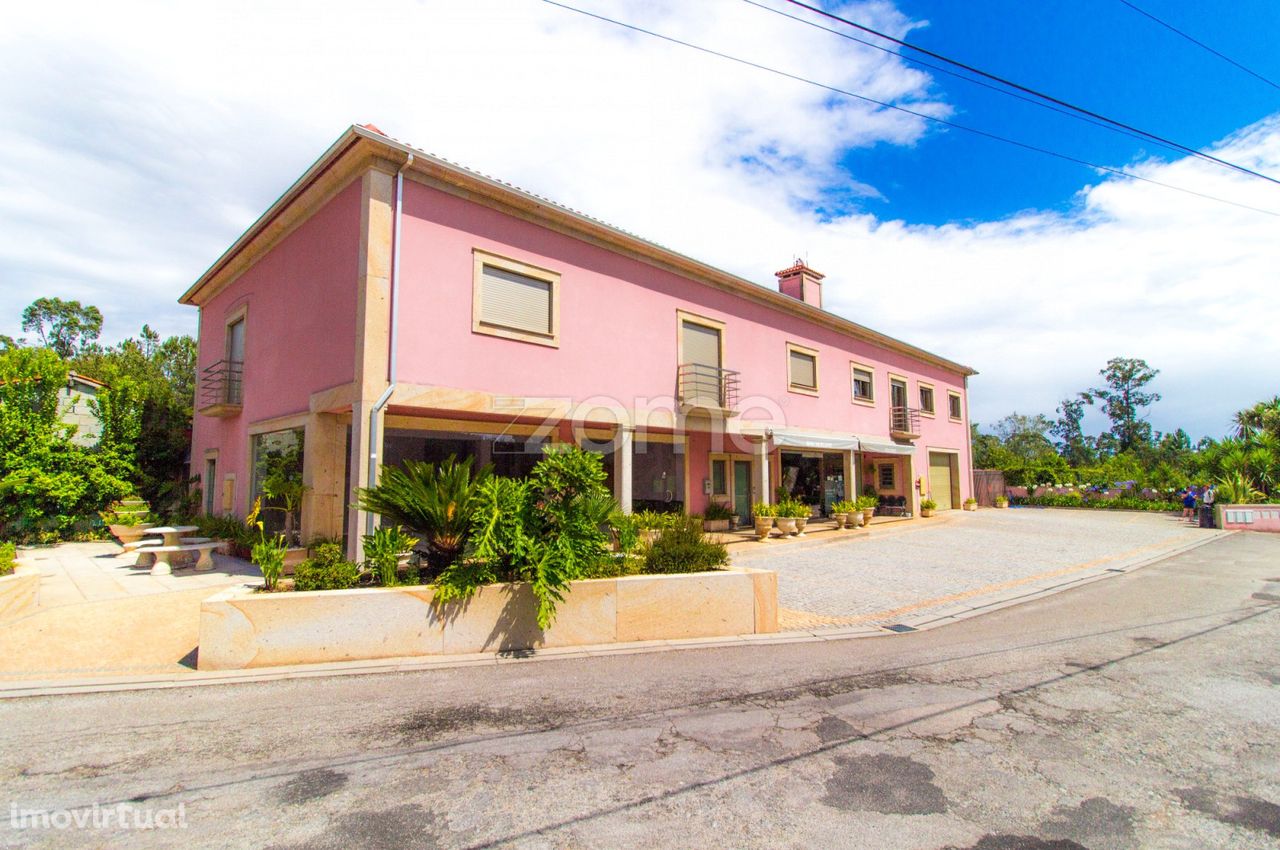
[471,249,560,347]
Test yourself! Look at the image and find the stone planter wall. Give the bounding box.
[198,567,778,670]
[0,564,41,623]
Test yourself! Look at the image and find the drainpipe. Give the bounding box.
[365,153,414,536]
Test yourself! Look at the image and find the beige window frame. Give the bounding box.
[918,382,936,417]
[948,390,963,421]
[472,249,560,347]
[850,362,875,406]
[676,310,725,367]
[786,342,819,396]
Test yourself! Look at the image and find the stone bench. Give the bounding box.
[146,543,222,575]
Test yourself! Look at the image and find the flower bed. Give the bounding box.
[1009,494,1180,512]
[197,567,777,670]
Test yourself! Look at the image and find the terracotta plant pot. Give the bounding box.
[921,508,935,518]
[775,517,797,536]
[794,516,808,536]
[964,502,977,512]
[995,500,1009,510]
[753,518,774,542]
[833,512,848,529]
[703,519,731,533]
[862,508,875,524]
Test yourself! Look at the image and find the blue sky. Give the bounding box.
[0,0,1277,441]
[836,0,1280,223]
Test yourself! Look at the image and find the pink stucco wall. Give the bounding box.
[394,180,971,508]
[1220,504,1280,532]
[190,179,362,517]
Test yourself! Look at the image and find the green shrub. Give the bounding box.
[362,526,419,587]
[920,498,937,511]
[831,500,857,514]
[293,553,360,591]
[1008,494,1178,512]
[0,542,15,576]
[643,516,728,574]
[609,509,640,554]
[752,502,775,518]
[703,503,733,521]
[632,509,681,531]
[436,446,615,628]
[856,495,879,510]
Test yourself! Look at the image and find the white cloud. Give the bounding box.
[0,0,1275,439]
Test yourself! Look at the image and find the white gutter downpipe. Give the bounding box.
[365,153,414,536]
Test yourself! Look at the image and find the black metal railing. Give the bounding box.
[200,359,243,409]
[677,363,740,411]
[890,405,920,436]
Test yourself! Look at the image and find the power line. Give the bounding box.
[540,0,1280,218]
[740,0,1192,161]
[780,0,1280,187]
[1115,0,1280,92]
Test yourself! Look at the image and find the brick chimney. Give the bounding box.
[776,259,824,309]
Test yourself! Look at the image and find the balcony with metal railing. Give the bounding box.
[199,359,243,417]
[677,363,740,415]
[890,405,921,439]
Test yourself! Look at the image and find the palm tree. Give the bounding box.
[356,456,490,567]
[1234,396,1280,439]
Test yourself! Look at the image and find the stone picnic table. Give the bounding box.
[140,526,206,576]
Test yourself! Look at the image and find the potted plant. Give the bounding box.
[702,502,734,533]
[774,501,798,536]
[920,498,937,518]
[101,498,155,545]
[858,495,878,525]
[963,497,978,512]
[994,495,1010,509]
[790,502,811,536]
[836,499,859,529]
[752,503,776,541]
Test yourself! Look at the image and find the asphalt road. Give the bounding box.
[1,532,1277,849]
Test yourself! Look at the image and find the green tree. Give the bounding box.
[20,297,103,358]
[1088,357,1161,453]
[0,347,131,541]
[1051,394,1096,466]
[991,412,1056,462]
[1233,396,1280,440]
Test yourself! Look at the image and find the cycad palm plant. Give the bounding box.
[356,456,489,567]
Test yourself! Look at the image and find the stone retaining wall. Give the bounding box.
[0,565,41,623]
[198,567,777,670]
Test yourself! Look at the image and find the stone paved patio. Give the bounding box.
[730,508,1227,631]
[16,539,261,608]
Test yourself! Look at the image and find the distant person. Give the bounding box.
[1181,487,1197,520]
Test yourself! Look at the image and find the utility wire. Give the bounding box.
[541,0,1280,218]
[1115,0,1280,93]
[741,0,1191,161]
[781,0,1280,187]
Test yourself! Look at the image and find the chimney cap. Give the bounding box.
[775,258,824,280]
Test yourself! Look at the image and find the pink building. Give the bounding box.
[183,125,977,556]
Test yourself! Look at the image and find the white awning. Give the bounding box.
[856,435,915,456]
[738,427,917,455]
[751,427,861,451]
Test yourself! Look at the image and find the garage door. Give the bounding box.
[928,452,956,511]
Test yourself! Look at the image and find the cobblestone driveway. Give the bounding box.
[731,508,1224,630]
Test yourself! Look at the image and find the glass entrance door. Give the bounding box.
[732,460,752,525]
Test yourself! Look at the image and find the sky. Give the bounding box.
[1,0,1278,442]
